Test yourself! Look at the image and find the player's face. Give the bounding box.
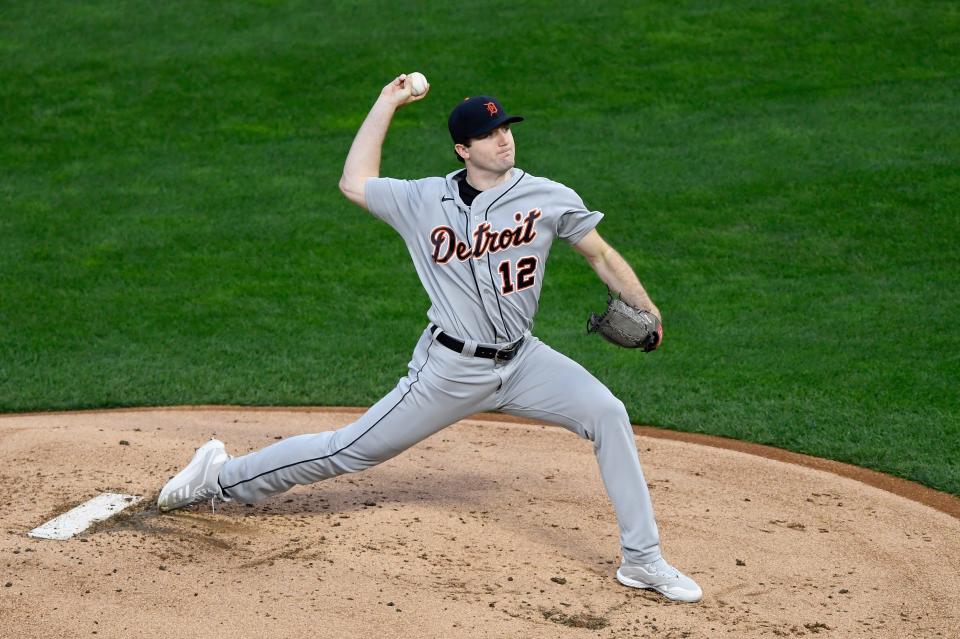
[462,124,515,174]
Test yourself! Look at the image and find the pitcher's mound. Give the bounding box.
[1,408,957,638]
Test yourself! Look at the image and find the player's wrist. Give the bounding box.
[373,93,402,111]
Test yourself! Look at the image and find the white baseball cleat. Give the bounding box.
[157,439,231,512]
[616,557,703,603]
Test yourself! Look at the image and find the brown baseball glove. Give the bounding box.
[587,294,662,351]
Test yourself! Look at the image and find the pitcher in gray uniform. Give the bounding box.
[158,73,702,603]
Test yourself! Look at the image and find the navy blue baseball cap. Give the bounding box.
[448,96,524,143]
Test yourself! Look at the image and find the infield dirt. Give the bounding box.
[1,408,957,638]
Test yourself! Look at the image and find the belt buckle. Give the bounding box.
[494,338,522,362]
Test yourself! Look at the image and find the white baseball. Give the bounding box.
[408,72,428,96]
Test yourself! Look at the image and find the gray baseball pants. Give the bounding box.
[218,326,662,564]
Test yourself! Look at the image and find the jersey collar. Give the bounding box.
[445,167,525,210]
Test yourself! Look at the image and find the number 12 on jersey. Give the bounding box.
[497,256,538,295]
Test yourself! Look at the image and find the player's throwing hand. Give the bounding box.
[381,72,430,108]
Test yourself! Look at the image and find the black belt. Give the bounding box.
[430,325,524,362]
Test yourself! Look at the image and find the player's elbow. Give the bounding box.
[337,173,355,197]
[584,251,612,282]
[339,174,367,209]
[584,252,606,272]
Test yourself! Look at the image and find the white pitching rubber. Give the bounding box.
[28,493,142,540]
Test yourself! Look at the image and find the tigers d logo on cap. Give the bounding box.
[448,95,524,143]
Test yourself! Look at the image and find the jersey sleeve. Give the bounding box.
[556,187,604,245]
[363,177,426,235]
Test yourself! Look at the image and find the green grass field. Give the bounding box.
[2,1,958,494]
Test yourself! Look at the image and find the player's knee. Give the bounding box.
[594,394,630,430]
[335,456,378,475]
[337,447,398,474]
[600,395,630,426]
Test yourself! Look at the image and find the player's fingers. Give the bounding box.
[409,82,430,102]
[382,75,404,96]
[383,75,414,104]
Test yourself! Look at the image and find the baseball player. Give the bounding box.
[158,73,702,603]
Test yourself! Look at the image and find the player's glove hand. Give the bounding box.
[587,293,662,352]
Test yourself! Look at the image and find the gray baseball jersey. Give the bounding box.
[217,167,664,565]
[364,168,601,343]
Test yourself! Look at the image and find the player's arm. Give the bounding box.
[572,229,662,321]
[338,73,430,209]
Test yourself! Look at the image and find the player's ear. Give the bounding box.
[454,143,469,162]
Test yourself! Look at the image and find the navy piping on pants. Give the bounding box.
[219,340,437,495]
